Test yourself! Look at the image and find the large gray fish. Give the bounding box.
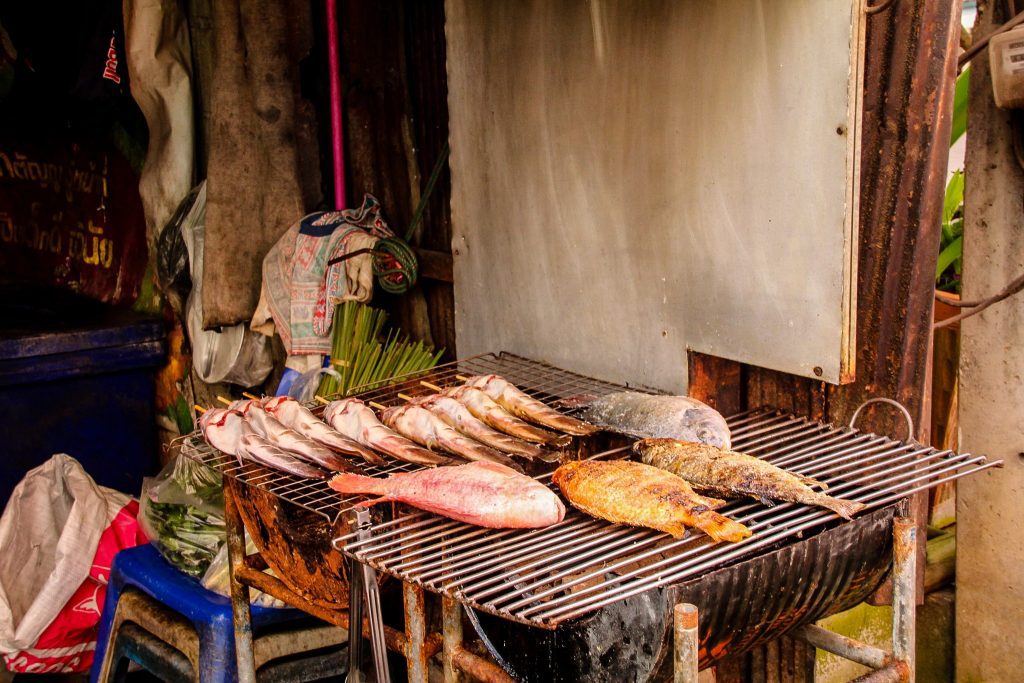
[380,403,523,472]
[574,392,732,449]
[465,375,599,436]
[444,386,571,446]
[413,394,551,461]
[634,438,865,520]
[324,398,451,466]
[199,408,246,456]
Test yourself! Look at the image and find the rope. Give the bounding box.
[325,144,450,295]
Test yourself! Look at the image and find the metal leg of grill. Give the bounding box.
[674,603,699,683]
[224,484,258,683]
[441,596,466,683]
[403,583,429,683]
[793,516,917,683]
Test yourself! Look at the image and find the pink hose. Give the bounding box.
[326,0,346,210]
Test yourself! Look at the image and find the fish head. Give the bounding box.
[261,395,294,413]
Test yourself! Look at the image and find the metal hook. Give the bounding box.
[849,397,915,441]
[864,0,897,15]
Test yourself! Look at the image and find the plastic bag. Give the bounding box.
[0,454,147,673]
[138,454,224,577]
[180,181,274,386]
[201,541,286,609]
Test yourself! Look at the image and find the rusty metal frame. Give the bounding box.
[671,517,917,682]
[788,516,917,682]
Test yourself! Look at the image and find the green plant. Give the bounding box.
[936,170,964,293]
[936,67,969,294]
[316,301,443,398]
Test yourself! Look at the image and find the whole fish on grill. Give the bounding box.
[634,438,866,520]
[236,422,327,479]
[552,459,751,542]
[324,398,451,466]
[566,392,731,449]
[261,395,386,466]
[328,461,565,528]
[414,394,553,461]
[445,386,571,446]
[199,408,245,455]
[236,401,361,474]
[465,375,599,436]
[380,403,523,471]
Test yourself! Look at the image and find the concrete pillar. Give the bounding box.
[955,3,1024,680]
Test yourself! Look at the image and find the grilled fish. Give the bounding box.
[329,461,565,528]
[414,394,552,460]
[552,459,751,542]
[324,398,451,466]
[239,402,360,473]
[466,375,599,436]
[445,386,570,446]
[236,425,327,480]
[199,408,245,456]
[634,439,866,520]
[261,395,386,466]
[381,403,523,471]
[572,392,731,449]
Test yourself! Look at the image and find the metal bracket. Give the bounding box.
[347,507,391,683]
[849,397,915,442]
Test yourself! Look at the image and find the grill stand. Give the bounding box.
[348,507,391,682]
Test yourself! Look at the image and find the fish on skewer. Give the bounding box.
[236,420,327,479]
[199,408,246,456]
[329,461,565,528]
[261,395,386,466]
[552,459,751,542]
[380,403,523,471]
[324,398,452,466]
[444,386,570,446]
[634,439,866,520]
[465,375,599,436]
[236,401,361,474]
[413,394,553,461]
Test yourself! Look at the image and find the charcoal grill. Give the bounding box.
[181,353,1000,682]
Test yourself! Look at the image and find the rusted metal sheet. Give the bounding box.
[226,477,351,610]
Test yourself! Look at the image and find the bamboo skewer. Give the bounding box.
[397,392,414,402]
[368,401,387,411]
[315,396,330,405]
[242,392,259,400]
[194,405,207,414]
[216,396,233,407]
[420,381,443,391]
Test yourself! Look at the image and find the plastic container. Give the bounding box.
[0,284,165,505]
[989,25,1024,109]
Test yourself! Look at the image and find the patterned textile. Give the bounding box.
[252,194,392,355]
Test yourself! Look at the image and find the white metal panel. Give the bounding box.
[447,0,862,391]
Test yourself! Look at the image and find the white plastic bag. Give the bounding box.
[0,455,144,672]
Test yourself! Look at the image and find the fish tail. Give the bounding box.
[693,511,752,543]
[817,495,866,520]
[329,472,387,496]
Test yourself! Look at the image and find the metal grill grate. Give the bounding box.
[181,352,999,629]
[179,352,640,524]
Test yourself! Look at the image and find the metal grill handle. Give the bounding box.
[849,397,915,442]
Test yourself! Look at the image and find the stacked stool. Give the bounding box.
[91,544,346,682]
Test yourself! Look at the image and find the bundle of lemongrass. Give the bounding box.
[316,301,443,398]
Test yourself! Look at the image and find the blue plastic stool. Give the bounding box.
[91,544,316,683]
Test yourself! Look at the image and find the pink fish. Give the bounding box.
[329,461,566,528]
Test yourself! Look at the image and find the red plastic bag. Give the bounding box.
[0,455,147,673]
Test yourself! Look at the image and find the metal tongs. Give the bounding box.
[346,507,391,683]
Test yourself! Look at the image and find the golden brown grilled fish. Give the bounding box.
[634,439,866,520]
[444,386,571,446]
[551,460,751,542]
